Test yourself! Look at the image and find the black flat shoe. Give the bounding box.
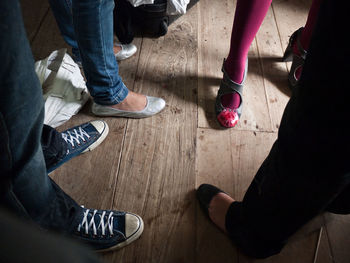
[196,184,225,218]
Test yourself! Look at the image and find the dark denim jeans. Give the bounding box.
[0,0,82,233]
[42,125,68,170]
[224,0,350,259]
[0,209,102,263]
[48,0,129,106]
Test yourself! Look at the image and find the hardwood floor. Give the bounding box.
[21,0,350,262]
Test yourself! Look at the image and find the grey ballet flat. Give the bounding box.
[282,28,307,89]
[91,96,166,118]
[114,43,137,61]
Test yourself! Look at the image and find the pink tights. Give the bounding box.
[221,0,321,110]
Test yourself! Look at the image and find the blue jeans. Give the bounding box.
[0,0,81,233]
[48,0,129,105]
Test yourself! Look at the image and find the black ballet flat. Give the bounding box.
[196,184,225,218]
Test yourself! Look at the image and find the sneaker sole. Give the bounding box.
[96,214,144,253]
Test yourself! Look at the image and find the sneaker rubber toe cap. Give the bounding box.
[125,213,144,240]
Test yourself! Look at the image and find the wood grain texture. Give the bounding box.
[198,0,275,132]
[196,129,276,262]
[255,7,291,131]
[106,8,199,262]
[239,230,320,263]
[272,0,311,50]
[50,35,143,209]
[21,0,50,43]
[323,214,350,263]
[197,0,235,129]
[22,0,350,262]
[314,227,334,263]
[272,0,312,72]
[30,7,70,60]
[28,0,143,209]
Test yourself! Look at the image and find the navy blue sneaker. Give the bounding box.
[47,120,109,173]
[73,207,144,252]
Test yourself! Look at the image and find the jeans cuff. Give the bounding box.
[93,82,129,106]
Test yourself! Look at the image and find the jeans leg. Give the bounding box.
[72,0,129,105]
[0,209,102,263]
[42,125,68,170]
[225,0,350,258]
[0,0,81,232]
[0,0,54,220]
[48,0,81,62]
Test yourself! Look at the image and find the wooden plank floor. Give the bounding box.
[22,0,350,262]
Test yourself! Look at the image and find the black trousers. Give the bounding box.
[225,0,350,259]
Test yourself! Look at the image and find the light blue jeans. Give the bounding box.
[49,0,129,105]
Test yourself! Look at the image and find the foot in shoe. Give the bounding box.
[208,192,235,233]
[114,43,137,61]
[283,28,307,87]
[217,108,239,128]
[47,120,109,174]
[217,93,241,128]
[113,44,122,54]
[196,184,235,233]
[92,92,166,118]
[221,92,241,109]
[73,207,144,252]
[215,59,246,129]
[110,91,147,112]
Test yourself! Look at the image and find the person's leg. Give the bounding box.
[0,0,81,230]
[0,0,57,220]
[0,2,144,251]
[200,0,349,258]
[41,125,68,171]
[227,0,349,255]
[49,0,165,116]
[44,120,109,174]
[291,0,322,81]
[223,0,271,108]
[48,0,136,63]
[70,0,127,106]
[72,0,166,116]
[295,0,322,55]
[224,0,271,85]
[216,0,272,128]
[48,0,81,62]
[0,208,103,263]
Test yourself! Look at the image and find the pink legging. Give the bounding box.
[221,0,322,109]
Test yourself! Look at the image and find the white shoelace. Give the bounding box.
[61,127,90,147]
[78,209,114,236]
